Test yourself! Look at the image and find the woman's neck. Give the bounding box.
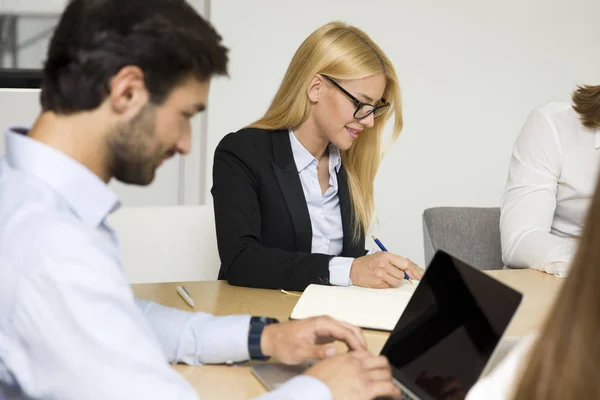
[292,118,329,160]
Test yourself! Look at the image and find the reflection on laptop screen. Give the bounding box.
[380,251,522,400]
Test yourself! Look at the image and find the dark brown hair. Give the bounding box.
[512,172,600,398]
[572,85,600,129]
[41,0,228,113]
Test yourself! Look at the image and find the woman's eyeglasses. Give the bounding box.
[321,74,390,120]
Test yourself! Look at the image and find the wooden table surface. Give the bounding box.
[132,269,563,399]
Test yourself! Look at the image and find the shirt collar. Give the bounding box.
[4,128,120,227]
[595,128,600,150]
[328,142,342,174]
[288,128,342,173]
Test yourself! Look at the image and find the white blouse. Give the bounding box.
[500,101,600,277]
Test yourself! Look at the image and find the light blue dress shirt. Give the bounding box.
[288,130,354,286]
[0,128,330,400]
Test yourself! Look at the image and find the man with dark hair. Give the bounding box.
[0,1,400,399]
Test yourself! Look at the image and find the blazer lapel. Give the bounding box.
[337,166,357,256]
[270,130,313,253]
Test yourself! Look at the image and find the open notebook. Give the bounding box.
[290,281,419,331]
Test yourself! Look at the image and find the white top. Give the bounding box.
[500,101,600,277]
[467,335,535,400]
[289,130,354,286]
[0,129,330,400]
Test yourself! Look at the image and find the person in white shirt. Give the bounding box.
[500,86,600,277]
[0,1,401,399]
[469,164,600,400]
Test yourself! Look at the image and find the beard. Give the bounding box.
[108,104,169,186]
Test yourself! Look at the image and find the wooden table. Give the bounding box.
[132,269,563,399]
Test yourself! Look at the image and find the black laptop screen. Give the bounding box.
[380,251,522,400]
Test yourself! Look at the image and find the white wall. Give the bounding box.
[1,0,599,266]
[0,0,67,15]
[207,0,600,267]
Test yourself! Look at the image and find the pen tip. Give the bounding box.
[371,235,376,240]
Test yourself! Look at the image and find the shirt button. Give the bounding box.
[316,209,322,215]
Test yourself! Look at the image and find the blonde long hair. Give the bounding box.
[249,22,402,239]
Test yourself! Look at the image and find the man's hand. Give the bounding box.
[350,252,424,288]
[305,351,402,400]
[260,316,366,364]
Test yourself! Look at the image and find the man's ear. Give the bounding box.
[108,66,149,118]
[307,75,324,104]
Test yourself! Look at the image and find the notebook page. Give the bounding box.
[290,281,419,331]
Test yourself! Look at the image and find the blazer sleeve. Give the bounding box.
[211,134,332,291]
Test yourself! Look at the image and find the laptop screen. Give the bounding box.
[380,251,522,400]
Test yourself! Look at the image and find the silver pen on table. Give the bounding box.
[176,285,196,308]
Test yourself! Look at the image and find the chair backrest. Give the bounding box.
[107,205,220,284]
[422,207,503,270]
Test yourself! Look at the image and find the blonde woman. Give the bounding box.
[211,22,424,291]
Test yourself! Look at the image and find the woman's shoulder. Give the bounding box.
[528,100,584,135]
[215,127,281,155]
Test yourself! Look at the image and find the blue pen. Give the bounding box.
[371,235,412,283]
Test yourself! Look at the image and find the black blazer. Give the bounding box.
[211,128,365,291]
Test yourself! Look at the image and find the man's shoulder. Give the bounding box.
[0,170,95,269]
[0,171,124,325]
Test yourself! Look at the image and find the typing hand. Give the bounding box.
[260,316,366,364]
[304,351,401,400]
[350,252,424,288]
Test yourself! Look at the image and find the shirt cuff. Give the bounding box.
[542,261,570,278]
[328,257,354,286]
[179,314,251,365]
[255,375,332,400]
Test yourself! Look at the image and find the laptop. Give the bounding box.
[252,250,523,400]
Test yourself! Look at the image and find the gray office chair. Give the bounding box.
[422,207,503,270]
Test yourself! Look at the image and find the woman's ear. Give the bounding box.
[306,75,324,104]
